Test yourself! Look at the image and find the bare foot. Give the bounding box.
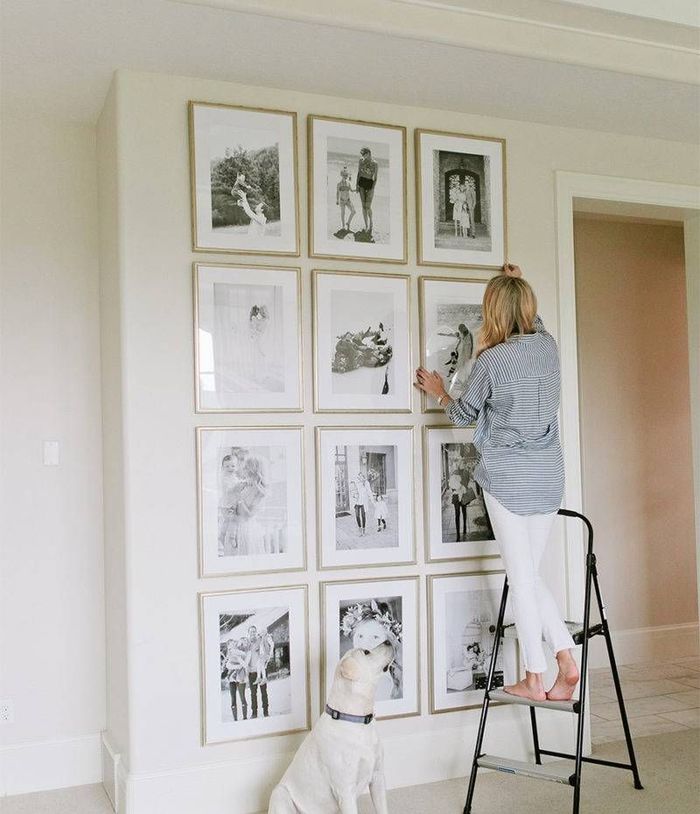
[547,654,579,701]
[504,678,546,702]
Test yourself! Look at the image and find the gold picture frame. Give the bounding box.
[308,114,408,264]
[192,262,304,414]
[320,575,421,721]
[415,128,507,269]
[189,100,300,256]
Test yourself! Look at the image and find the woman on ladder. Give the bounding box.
[415,263,579,702]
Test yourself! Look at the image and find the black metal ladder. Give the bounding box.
[463,508,644,814]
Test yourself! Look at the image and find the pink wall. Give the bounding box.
[574,215,697,632]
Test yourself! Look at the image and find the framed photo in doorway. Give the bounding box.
[199,585,310,744]
[315,426,415,569]
[416,129,506,269]
[189,101,300,255]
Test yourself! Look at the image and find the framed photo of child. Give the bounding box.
[316,426,415,570]
[199,585,310,744]
[189,102,300,255]
[308,115,407,263]
[196,426,306,577]
[416,129,506,269]
[423,426,497,562]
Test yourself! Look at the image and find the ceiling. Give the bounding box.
[1,0,698,143]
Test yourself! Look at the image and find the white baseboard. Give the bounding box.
[101,732,120,811]
[0,732,102,797]
[587,622,699,669]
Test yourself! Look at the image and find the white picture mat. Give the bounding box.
[419,132,505,267]
[195,265,301,411]
[314,272,411,412]
[199,428,304,576]
[201,587,308,743]
[318,427,414,568]
[430,573,517,712]
[322,578,419,719]
[311,118,405,260]
[425,426,498,561]
[192,104,297,253]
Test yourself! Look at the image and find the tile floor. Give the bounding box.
[589,654,700,744]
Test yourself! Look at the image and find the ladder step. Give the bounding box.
[503,620,599,645]
[489,688,579,713]
[477,755,575,785]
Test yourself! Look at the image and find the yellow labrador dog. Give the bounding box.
[268,643,393,814]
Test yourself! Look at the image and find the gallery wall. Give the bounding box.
[96,68,700,814]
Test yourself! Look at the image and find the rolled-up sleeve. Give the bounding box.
[445,356,491,426]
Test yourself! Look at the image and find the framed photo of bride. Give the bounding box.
[196,426,306,577]
[416,129,506,269]
[189,101,300,255]
[418,275,485,413]
[193,263,302,413]
[312,270,412,413]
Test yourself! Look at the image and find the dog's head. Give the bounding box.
[338,641,395,685]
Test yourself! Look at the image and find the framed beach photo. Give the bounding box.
[193,263,302,413]
[423,426,497,562]
[428,572,517,714]
[312,270,411,413]
[316,426,414,570]
[321,576,420,720]
[416,129,506,268]
[189,102,299,255]
[418,276,486,412]
[309,115,407,263]
[199,585,310,744]
[196,427,305,577]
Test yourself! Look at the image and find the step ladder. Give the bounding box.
[463,508,643,814]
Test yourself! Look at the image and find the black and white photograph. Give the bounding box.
[416,130,506,268]
[428,573,517,713]
[194,264,302,412]
[200,586,309,744]
[313,270,411,412]
[190,102,299,255]
[317,427,414,569]
[424,426,498,562]
[309,116,406,262]
[419,276,487,411]
[322,577,419,719]
[197,427,305,577]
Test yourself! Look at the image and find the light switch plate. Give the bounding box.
[43,440,60,466]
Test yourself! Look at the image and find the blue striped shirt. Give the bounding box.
[445,316,564,515]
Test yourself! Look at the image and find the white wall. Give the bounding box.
[0,115,105,794]
[97,69,699,814]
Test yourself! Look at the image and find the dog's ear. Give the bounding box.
[339,653,364,681]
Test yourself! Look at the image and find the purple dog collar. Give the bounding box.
[325,704,373,725]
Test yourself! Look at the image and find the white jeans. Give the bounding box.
[484,491,575,674]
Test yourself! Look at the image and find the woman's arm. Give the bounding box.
[414,356,491,425]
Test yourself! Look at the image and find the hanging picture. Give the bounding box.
[428,572,518,714]
[416,129,506,268]
[316,426,414,569]
[193,263,302,412]
[196,427,305,577]
[309,115,407,263]
[418,275,487,412]
[312,270,411,413]
[189,102,299,255]
[321,576,420,719]
[423,426,497,562]
[199,585,310,744]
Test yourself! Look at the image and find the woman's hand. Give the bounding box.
[414,367,448,403]
[503,262,522,278]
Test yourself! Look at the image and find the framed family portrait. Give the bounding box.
[416,129,506,268]
[189,101,299,255]
[199,585,310,744]
[428,572,518,714]
[316,426,415,570]
[309,115,407,263]
[423,426,497,562]
[196,426,305,577]
[321,576,420,720]
[193,264,302,412]
[312,270,412,413]
[418,276,486,412]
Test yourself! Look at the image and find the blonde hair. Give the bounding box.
[477,275,537,356]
